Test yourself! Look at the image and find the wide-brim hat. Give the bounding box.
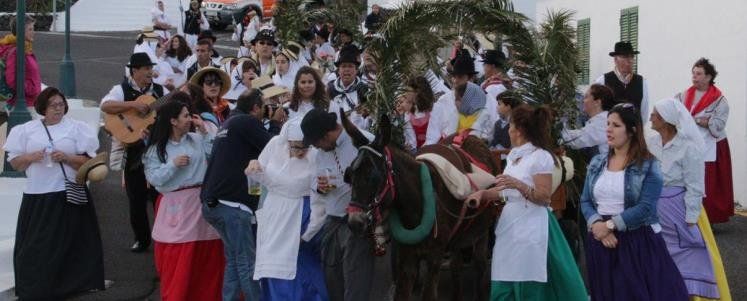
[139,26,160,39]
[190,67,232,97]
[126,52,157,68]
[252,76,289,99]
[251,29,278,46]
[609,41,639,57]
[335,45,361,67]
[76,152,109,185]
[279,41,303,61]
[480,49,507,69]
[449,49,478,75]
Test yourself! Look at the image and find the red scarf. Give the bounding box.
[684,85,722,116]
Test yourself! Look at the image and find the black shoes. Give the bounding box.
[130,241,150,253]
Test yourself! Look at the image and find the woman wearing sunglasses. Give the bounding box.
[244,118,328,301]
[581,103,688,300]
[190,67,232,124]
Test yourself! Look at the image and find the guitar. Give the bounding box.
[103,94,169,144]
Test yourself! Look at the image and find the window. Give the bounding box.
[620,6,639,72]
[576,18,590,84]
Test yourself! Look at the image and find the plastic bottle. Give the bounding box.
[44,144,54,167]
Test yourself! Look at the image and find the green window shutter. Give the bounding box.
[576,18,591,84]
[620,6,639,73]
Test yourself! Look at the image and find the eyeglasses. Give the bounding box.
[48,102,66,109]
[204,79,223,86]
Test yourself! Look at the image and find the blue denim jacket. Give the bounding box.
[580,154,663,231]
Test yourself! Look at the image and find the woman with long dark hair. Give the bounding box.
[180,82,219,133]
[143,98,224,301]
[165,35,192,86]
[581,103,688,300]
[400,75,435,152]
[467,105,587,300]
[288,66,328,120]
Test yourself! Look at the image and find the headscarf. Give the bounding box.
[458,81,486,115]
[654,98,705,156]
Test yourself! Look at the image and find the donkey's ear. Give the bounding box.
[340,108,369,148]
[372,113,391,150]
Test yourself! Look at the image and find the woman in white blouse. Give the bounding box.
[3,87,104,299]
[561,84,615,157]
[648,98,731,299]
[467,105,586,300]
[245,118,328,300]
[287,66,329,120]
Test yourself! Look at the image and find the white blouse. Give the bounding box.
[593,168,625,215]
[3,118,99,194]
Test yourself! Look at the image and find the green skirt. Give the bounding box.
[490,210,587,301]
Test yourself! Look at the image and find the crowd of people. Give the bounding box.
[0,2,738,300]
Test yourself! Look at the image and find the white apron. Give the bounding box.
[254,192,304,280]
[491,145,552,282]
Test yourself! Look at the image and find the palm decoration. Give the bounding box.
[274,0,365,44]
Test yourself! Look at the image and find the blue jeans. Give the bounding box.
[202,203,261,301]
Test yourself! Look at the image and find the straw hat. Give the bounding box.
[252,76,289,99]
[190,67,232,97]
[76,152,110,184]
[139,26,160,40]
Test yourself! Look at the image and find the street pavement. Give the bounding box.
[3,29,745,300]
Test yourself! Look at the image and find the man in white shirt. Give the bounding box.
[594,41,650,124]
[480,49,510,127]
[301,109,375,301]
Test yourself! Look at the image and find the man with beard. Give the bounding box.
[186,39,220,80]
[100,53,169,252]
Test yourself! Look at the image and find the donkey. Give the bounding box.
[341,113,501,301]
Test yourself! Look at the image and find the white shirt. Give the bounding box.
[310,129,375,217]
[3,118,99,194]
[491,143,553,282]
[424,92,458,145]
[647,134,705,223]
[593,168,626,215]
[288,101,315,121]
[561,111,609,155]
[483,82,506,127]
[594,74,650,125]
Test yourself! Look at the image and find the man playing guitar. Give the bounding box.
[100,53,169,252]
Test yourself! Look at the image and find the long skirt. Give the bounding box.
[14,191,105,300]
[490,210,587,301]
[586,225,688,301]
[693,210,732,301]
[153,192,225,301]
[154,240,225,301]
[657,187,718,298]
[261,197,328,301]
[703,138,734,223]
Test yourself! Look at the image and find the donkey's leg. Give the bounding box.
[473,236,491,301]
[394,249,417,301]
[448,250,465,301]
[422,250,444,301]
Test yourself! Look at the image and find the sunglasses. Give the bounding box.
[257,41,272,46]
[613,102,635,110]
[204,79,223,86]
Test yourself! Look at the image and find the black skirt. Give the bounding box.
[14,191,105,300]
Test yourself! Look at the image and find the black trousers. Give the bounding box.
[124,144,157,245]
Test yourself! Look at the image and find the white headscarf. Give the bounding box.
[256,117,316,198]
[653,98,705,156]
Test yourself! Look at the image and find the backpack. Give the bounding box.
[0,54,14,102]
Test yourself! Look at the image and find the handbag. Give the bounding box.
[42,120,90,205]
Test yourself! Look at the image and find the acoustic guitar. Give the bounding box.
[103,94,169,144]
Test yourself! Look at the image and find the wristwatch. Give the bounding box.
[605,220,616,231]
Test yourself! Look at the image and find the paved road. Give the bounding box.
[7,30,745,300]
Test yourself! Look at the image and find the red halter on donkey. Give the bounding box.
[342,111,502,301]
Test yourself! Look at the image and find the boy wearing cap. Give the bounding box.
[301,109,375,301]
[101,53,169,252]
[594,41,649,123]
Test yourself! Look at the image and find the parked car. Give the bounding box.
[202,0,265,31]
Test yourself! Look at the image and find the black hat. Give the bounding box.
[198,30,217,43]
[335,45,361,67]
[481,49,507,69]
[338,28,353,37]
[449,49,477,76]
[301,109,338,147]
[609,41,639,57]
[251,29,278,46]
[126,53,156,68]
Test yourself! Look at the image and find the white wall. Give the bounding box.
[537,0,747,206]
[54,0,186,32]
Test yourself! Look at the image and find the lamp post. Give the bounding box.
[58,0,75,97]
[2,0,31,177]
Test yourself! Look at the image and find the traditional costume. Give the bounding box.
[594,42,650,124]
